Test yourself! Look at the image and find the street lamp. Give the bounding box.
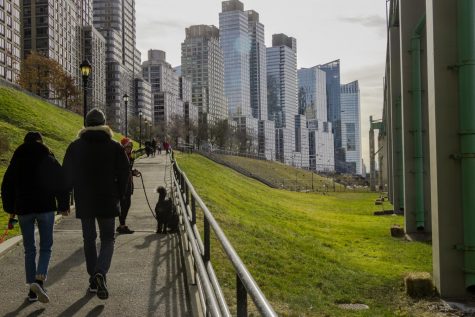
[123,93,129,137]
[139,110,143,148]
[79,60,92,126]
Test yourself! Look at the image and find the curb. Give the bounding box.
[0,214,64,257]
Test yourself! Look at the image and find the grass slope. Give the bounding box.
[176,153,432,316]
[218,155,351,192]
[0,87,132,239]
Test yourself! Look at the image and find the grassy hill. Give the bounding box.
[175,153,432,317]
[0,87,132,239]
[214,154,361,192]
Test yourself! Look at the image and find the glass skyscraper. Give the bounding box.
[341,80,362,175]
[267,34,298,164]
[219,0,251,117]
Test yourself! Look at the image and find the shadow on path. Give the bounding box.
[46,248,84,287]
[56,293,94,317]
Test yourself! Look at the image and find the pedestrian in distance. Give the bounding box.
[151,138,157,157]
[62,108,130,300]
[117,137,141,234]
[1,131,70,304]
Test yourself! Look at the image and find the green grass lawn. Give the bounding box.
[217,154,351,192]
[176,153,432,316]
[0,87,135,239]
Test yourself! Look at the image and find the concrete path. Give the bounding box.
[0,155,193,317]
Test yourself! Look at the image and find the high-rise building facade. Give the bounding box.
[219,0,251,117]
[83,26,106,111]
[267,34,298,164]
[247,10,267,121]
[22,0,80,98]
[0,0,20,83]
[93,0,140,129]
[142,50,180,125]
[340,80,362,175]
[294,114,309,168]
[134,77,153,122]
[298,66,335,171]
[318,60,344,171]
[181,25,227,125]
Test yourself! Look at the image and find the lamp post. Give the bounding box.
[79,60,92,126]
[139,110,143,148]
[123,93,129,137]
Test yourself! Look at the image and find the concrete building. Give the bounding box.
[142,50,180,125]
[22,0,80,98]
[381,0,475,299]
[181,25,227,125]
[318,60,343,171]
[258,119,275,160]
[294,115,309,168]
[93,0,140,130]
[83,26,106,111]
[233,115,258,153]
[341,81,362,175]
[298,66,335,172]
[0,0,20,83]
[219,0,251,117]
[247,9,267,121]
[134,77,152,122]
[267,34,298,164]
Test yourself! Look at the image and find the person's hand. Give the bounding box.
[59,209,70,216]
[132,169,141,177]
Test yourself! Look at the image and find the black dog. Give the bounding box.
[155,186,178,234]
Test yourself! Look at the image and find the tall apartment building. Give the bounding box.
[267,34,298,164]
[142,50,180,125]
[22,0,80,99]
[294,115,309,168]
[181,25,227,125]
[219,0,251,117]
[298,66,335,171]
[93,0,140,130]
[340,80,362,175]
[83,26,106,111]
[0,0,20,83]
[247,10,267,121]
[318,60,342,171]
[134,77,152,122]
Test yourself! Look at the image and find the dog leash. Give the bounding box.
[138,173,158,220]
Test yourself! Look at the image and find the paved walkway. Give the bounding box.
[0,155,193,316]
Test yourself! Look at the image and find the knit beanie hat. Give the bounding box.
[120,137,132,148]
[85,108,106,127]
[24,131,43,143]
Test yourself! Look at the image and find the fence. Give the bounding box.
[170,153,277,317]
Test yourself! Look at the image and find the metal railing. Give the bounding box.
[170,154,277,317]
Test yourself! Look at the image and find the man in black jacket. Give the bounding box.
[1,131,70,303]
[63,108,130,300]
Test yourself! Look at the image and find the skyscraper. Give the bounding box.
[298,66,335,171]
[267,34,298,164]
[181,25,227,125]
[340,80,362,175]
[247,10,267,121]
[0,0,21,83]
[93,0,141,130]
[318,60,343,170]
[219,0,251,117]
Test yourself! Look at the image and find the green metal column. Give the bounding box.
[458,0,475,292]
[410,15,426,230]
[395,97,404,210]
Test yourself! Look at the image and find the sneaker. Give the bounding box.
[88,277,98,293]
[27,290,38,303]
[94,273,109,300]
[117,226,134,234]
[30,282,49,304]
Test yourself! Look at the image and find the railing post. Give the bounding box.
[191,195,196,225]
[236,275,248,317]
[204,216,210,262]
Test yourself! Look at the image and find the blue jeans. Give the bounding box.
[81,217,115,278]
[18,212,55,284]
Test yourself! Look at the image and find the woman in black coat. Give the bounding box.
[1,131,70,303]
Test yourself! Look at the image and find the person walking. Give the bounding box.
[1,132,70,303]
[117,137,140,234]
[62,108,130,300]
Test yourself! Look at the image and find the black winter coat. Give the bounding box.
[1,142,69,215]
[62,126,130,219]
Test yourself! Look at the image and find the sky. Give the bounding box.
[136,0,388,168]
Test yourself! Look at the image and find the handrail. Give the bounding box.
[170,154,278,317]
